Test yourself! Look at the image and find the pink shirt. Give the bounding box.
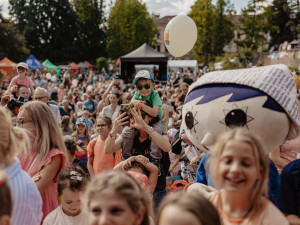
[19,149,66,222]
[10,75,34,87]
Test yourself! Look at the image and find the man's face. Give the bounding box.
[34,90,48,104]
[18,87,29,100]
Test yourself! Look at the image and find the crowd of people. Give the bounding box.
[0,61,299,225]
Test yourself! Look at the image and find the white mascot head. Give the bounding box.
[182,64,300,153]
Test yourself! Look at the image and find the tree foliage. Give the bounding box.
[265,0,295,47]
[189,0,234,64]
[73,0,107,61]
[107,0,157,59]
[0,8,29,61]
[9,0,79,63]
[211,0,235,56]
[236,0,268,50]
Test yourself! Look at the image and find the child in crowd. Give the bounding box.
[208,128,289,225]
[8,62,34,97]
[114,155,158,196]
[61,116,73,136]
[63,135,89,174]
[82,171,151,225]
[156,191,221,225]
[0,171,12,225]
[122,70,164,160]
[87,116,121,177]
[72,117,90,166]
[43,166,88,225]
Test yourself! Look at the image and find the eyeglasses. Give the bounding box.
[35,96,47,101]
[136,84,152,90]
[96,124,107,128]
[15,119,32,127]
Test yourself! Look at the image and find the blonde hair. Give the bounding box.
[0,106,29,167]
[82,171,150,225]
[19,101,68,168]
[156,191,221,225]
[0,171,12,216]
[208,128,268,212]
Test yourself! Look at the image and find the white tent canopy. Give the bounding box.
[168,60,198,72]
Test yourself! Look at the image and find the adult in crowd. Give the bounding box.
[104,106,171,206]
[17,101,67,221]
[0,106,43,225]
[58,99,74,122]
[99,91,120,121]
[87,116,121,177]
[84,95,97,118]
[34,87,61,124]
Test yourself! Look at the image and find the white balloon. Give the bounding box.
[46,73,51,80]
[51,75,56,82]
[164,15,197,57]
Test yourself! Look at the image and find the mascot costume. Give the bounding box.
[182,64,300,200]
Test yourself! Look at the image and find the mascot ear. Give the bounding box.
[201,133,215,151]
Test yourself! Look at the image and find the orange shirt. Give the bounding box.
[87,137,121,174]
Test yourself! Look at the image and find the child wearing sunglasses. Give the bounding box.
[121,70,164,160]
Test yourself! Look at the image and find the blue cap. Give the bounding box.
[76,117,88,126]
[113,73,121,79]
[133,70,155,86]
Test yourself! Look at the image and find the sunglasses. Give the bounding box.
[136,83,152,90]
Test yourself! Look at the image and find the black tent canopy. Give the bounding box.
[120,43,168,83]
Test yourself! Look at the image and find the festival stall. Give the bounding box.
[83,61,95,70]
[68,62,80,74]
[24,54,44,71]
[78,62,89,73]
[0,57,17,81]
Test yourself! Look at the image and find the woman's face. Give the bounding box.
[17,110,36,142]
[158,205,202,225]
[96,118,110,136]
[109,94,119,105]
[88,193,144,225]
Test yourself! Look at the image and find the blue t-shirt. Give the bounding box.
[195,153,280,203]
[84,100,97,113]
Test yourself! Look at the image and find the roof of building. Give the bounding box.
[155,16,176,25]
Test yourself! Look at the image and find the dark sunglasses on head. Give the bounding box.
[136,83,152,90]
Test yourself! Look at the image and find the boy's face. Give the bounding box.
[136,79,154,97]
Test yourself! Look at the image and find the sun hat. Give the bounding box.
[17,62,29,70]
[133,70,155,86]
[76,117,88,126]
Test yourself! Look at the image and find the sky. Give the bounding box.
[0,0,251,18]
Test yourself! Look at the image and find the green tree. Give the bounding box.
[96,57,108,73]
[236,0,268,51]
[211,0,235,57]
[266,0,295,47]
[74,0,107,61]
[0,7,29,61]
[189,0,214,65]
[9,0,79,63]
[107,0,157,59]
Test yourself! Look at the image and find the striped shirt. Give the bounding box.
[5,159,43,225]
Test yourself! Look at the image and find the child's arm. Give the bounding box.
[169,154,180,173]
[87,142,95,178]
[140,103,159,118]
[30,86,34,97]
[135,155,158,194]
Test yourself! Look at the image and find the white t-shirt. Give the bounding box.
[43,206,88,225]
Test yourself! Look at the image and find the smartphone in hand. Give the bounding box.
[120,104,131,124]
